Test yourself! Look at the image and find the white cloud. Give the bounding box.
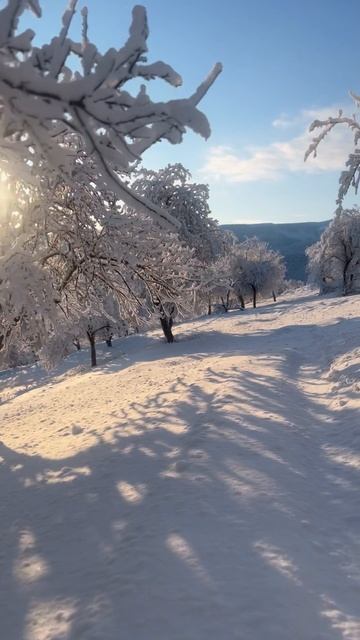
[272,113,298,129]
[201,106,354,184]
[271,106,344,130]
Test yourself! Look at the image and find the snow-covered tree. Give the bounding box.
[195,255,233,314]
[0,249,60,365]
[0,0,221,224]
[306,209,360,295]
[67,292,130,366]
[130,162,226,334]
[230,238,286,308]
[0,1,223,363]
[0,168,198,365]
[131,163,222,263]
[0,176,58,365]
[138,233,197,343]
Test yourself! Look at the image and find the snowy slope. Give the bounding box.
[0,289,360,640]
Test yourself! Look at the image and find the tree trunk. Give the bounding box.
[272,290,277,302]
[103,323,112,347]
[105,328,113,347]
[87,332,97,367]
[220,296,228,312]
[73,338,81,351]
[160,316,174,343]
[343,257,353,295]
[208,297,212,315]
[193,289,197,315]
[251,285,257,308]
[238,294,245,309]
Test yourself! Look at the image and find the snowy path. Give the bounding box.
[0,290,360,640]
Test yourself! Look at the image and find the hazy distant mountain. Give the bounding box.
[221,220,330,281]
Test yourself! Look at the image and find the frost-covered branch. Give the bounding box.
[0,1,222,224]
[305,104,360,209]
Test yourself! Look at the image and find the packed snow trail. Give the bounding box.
[0,290,360,640]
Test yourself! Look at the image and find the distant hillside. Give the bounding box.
[222,220,330,281]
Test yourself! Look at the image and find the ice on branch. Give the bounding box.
[0,0,222,224]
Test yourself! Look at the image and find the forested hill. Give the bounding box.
[222,220,329,281]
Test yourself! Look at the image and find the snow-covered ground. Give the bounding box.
[1,289,360,640]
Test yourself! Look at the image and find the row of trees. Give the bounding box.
[201,237,285,314]
[0,1,288,369]
[0,162,196,366]
[0,159,287,367]
[2,0,360,372]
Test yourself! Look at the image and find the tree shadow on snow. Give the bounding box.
[0,318,360,639]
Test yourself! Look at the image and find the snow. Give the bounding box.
[0,289,360,640]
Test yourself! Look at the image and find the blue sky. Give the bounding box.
[19,0,360,224]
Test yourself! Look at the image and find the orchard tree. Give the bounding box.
[0,249,60,366]
[72,293,129,367]
[195,232,249,314]
[231,238,286,308]
[138,234,198,343]
[305,97,360,294]
[0,0,221,224]
[0,170,197,365]
[197,256,234,314]
[0,176,60,364]
[132,164,221,263]
[304,60,360,295]
[306,209,360,295]
[131,163,224,335]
